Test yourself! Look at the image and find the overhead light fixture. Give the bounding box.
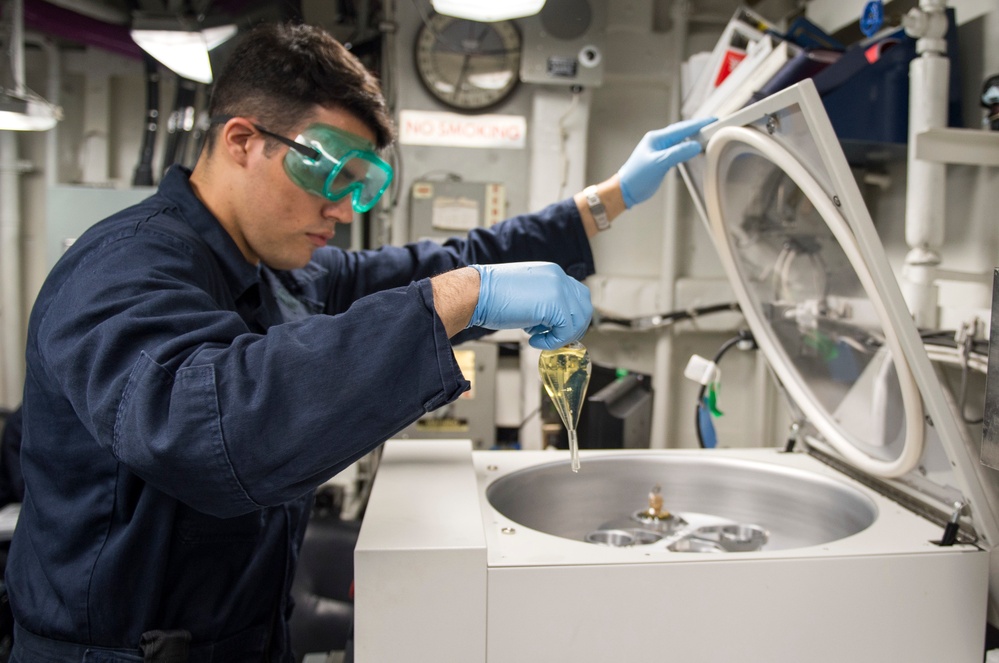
[0,88,62,131]
[130,14,237,84]
[431,0,546,22]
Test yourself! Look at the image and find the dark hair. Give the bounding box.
[206,22,394,151]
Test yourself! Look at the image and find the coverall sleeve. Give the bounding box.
[34,229,467,518]
[312,198,596,313]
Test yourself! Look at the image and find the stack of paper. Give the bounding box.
[681,7,774,120]
[695,37,802,119]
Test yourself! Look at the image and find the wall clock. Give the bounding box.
[414,14,522,112]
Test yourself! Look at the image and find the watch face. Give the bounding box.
[415,15,522,112]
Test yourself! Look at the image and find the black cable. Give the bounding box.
[919,328,989,355]
[920,329,955,339]
[161,77,199,177]
[596,302,741,330]
[695,330,755,449]
[518,407,541,429]
[132,54,160,186]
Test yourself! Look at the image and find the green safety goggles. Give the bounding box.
[213,117,393,213]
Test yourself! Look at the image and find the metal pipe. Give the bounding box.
[649,0,690,449]
[0,132,23,409]
[24,32,60,187]
[0,0,27,408]
[0,18,60,411]
[657,0,688,305]
[10,0,25,93]
[901,0,950,328]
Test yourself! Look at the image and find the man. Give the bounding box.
[8,21,712,663]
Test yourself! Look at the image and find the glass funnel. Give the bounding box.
[539,341,592,472]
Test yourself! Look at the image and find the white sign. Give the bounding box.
[399,110,526,149]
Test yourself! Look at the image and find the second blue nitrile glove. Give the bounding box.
[618,116,717,208]
[468,262,592,351]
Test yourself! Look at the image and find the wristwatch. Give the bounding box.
[583,185,610,232]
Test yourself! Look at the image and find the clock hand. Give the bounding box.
[453,52,472,105]
[451,21,495,105]
[453,23,495,105]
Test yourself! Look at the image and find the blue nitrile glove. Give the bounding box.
[618,116,717,208]
[467,262,592,351]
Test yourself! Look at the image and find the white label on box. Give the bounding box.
[432,197,480,231]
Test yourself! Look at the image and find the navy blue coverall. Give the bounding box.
[7,166,595,661]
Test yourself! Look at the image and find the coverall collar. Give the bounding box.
[158,165,261,303]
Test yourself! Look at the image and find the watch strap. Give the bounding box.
[583,185,610,231]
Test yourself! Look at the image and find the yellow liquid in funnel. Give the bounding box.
[539,342,592,472]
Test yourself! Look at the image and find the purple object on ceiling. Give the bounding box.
[24,0,144,59]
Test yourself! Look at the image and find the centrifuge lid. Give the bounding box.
[680,80,999,547]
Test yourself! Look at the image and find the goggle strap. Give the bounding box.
[207,115,321,161]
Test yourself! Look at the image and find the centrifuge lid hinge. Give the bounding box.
[805,445,979,546]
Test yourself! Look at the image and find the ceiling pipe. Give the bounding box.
[40,0,128,24]
[24,0,143,59]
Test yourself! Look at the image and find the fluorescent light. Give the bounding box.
[1,0,60,131]
[130,22,237,84]
[431,0,546,22]
[0,90,61,132]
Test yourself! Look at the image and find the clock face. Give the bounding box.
[415,15,522,112]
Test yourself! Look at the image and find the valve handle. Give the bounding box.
[860,0,884,38]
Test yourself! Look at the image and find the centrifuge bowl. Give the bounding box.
[485,454,878,550]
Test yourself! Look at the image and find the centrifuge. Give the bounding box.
[354,80,998,662]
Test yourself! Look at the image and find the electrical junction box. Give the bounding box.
[519,0,607,88]
[395,341,499,450]
[409,180,506,243]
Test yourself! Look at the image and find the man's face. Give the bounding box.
[234,107,378,270]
